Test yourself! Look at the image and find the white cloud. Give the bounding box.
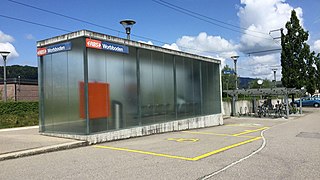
[25,34,35,40]
[138,40,153,45]
[0,31,14,43]
[0,31,19,61]
[235,0,304,79]
[162,32,238,68]
[312,40,320,53]
[162,43,180,51]
[238,0,303,53]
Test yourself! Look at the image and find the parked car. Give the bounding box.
[294,97,320,107]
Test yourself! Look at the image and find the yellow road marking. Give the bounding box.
[94,136,262,161]
[167,138,199,142]
[181,131,256,138]
[225,124,262,128]
[93,145,194,161]
[232,127,269,136]
[191,136,262,161]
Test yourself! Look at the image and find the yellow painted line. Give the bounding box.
[191,136,262,161]
[94,136,263,161]
[182,131,256,138]
[93,145,195,161]
[232,127,269,136]
[167,138,199,142]
[225,124,262,128]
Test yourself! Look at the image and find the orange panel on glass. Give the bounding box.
[79,82,110,119]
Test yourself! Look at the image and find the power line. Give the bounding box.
[0,14,71,32]
[152,0,274,41]
[246,48,282,55]
[8,0,121,34]
[0,13,225,56]
[156,0,267,36]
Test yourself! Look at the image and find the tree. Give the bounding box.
[221,65,236,91]
[281,10,312,100]
[281,10,309,89]
[306,51,316,95]
[315,53,320,90]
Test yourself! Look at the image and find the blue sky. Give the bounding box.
[0,0,320,80]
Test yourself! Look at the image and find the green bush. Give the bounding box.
[0,101,39,129]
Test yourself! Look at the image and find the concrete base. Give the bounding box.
[41,114,223,144]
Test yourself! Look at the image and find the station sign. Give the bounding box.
[86,38,129,54]
[37,42,72,56]
[223,70,235,75]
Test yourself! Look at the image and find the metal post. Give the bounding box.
[272,68,277,88]
[231,95,236,116]
[3,58,7,102]
[234,60,238,90]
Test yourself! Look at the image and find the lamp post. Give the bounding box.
[120,19,136,40]
[0,51,10,102]
[272,68,277,88]
[231,55,239,89]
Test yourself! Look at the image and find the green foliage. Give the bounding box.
[0,102,38,129]
[0,65,37,79]
[281,10,309,89]
[315,53,320,90]
[306,51,317,95]
[221,65,236,90]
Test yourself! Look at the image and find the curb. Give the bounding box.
[0,141,88,161]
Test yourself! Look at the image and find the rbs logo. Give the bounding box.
[86,38,102,49]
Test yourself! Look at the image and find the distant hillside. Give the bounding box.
[239,77,255,89]
[0,65,37,80]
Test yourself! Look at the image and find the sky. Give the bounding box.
[0,0,320,80]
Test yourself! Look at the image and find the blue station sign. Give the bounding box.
[86,38,129,54]
[37,42,72,56]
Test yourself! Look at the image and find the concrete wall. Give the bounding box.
[222,99,289,116]
[41,113,223,144]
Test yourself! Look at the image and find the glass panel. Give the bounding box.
[88,48,108,133]
[163,54,175,121]
[41,39,86,134]
[49,52,69,132]
[43,55,54,132]
[184,58,194,117]
[139,49,154,125]
[107,51,125,130]
[193,60,201,115]
[175,56,187,118]
[213,63,221,113]
[201,61,209,115]
[123,47,138,127]
[152,51,166,123]
[66,39,86,134]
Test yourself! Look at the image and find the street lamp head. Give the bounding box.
[120,19,136,39]
[0,51,10,60]
[230,55,239,61]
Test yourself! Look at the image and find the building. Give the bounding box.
[0,78,38,101]
[37,30,222,143]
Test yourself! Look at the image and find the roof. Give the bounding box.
[36,30,220,64]
[224,88,306,96]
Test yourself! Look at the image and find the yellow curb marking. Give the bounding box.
[167,138,199,142]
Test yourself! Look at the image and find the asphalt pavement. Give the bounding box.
[0,109,319,179]
[0,126,86,161]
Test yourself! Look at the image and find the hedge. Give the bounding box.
[0,101,39,129]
